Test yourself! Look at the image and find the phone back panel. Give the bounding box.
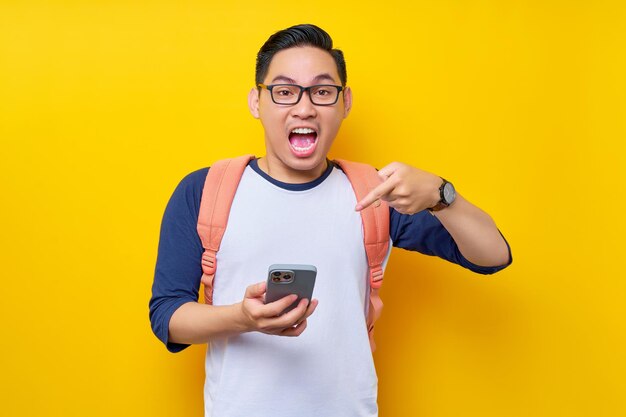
[266,264,317,313]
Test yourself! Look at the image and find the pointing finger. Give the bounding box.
[355,179,396,211]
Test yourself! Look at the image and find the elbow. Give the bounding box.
[494,234,513,268]
[479,232,513,269]
[464,248,511,269]
[492,246,512,268]
[462,241,512,276]
[482,246,513,275]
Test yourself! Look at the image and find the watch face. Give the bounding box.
[443,182,456,204]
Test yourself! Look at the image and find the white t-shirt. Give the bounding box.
[205,165,388,417]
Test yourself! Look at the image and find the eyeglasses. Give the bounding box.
[257,83,344,106]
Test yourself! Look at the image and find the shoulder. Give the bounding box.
[173,167,209,198]
[165,167,209,220]
[331,159,379,174]
[177,167,209,191]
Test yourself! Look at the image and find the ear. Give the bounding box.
[248,88,260,119]
[342,86,352,118]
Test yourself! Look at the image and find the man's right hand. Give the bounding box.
[239,281,318,337]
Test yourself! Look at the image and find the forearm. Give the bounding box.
[432,194,510,267]
[168,301,249,345]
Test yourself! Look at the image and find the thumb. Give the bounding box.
[245,281,266,299]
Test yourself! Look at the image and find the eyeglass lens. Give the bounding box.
[271,85,340,105]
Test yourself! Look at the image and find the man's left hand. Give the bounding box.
[355,162,443,215]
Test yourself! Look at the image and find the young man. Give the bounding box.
[150,24,512,417]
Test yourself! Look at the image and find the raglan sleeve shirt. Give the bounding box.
[149,166,513,352]
[149,168,208,353]
[389,209,513,275]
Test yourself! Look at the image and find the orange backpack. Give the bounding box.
[196,155,389,351]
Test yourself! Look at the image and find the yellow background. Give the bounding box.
[1,1,625,416]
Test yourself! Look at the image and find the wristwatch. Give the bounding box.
[428,178,456,212]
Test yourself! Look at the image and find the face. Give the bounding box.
[248,46,352,182]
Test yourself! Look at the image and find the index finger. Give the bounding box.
[355,179,396,211]
[244,281,267,299]
[262,293,299,317]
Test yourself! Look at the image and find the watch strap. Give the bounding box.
[427,177,452,212]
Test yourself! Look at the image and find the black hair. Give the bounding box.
[255,24,347,86]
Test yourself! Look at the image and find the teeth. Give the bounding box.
[291,127,315,134]
[292,143,315,151]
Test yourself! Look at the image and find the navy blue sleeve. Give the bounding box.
[149,168,208,353]
[389,208,512,274]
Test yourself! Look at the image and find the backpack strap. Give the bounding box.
[334,159,390,352]
[197,155,255,304]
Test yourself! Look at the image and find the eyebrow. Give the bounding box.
[270,73,338,85]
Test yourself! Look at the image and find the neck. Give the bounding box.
[257,156,328,184]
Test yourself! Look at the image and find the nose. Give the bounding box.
[290,91,318,119]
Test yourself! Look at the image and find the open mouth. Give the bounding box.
[288,127,318,157]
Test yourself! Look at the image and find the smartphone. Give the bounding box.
[265,264,317,314]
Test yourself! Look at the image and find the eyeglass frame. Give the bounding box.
[257,83,345,106]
